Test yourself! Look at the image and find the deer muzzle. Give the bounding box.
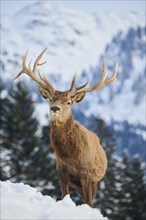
[51,106,60,113]
[51,106,60,115]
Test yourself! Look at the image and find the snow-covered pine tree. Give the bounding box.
[0,82,63,198]
[90,119,146,220]
[99,154,146,220]
[0,82,9,180]
[116,154,146,220]
[89,118,118,217]
[38,122,60,199]
[0,82,40,182]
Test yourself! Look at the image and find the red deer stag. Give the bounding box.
[13,48,118,207]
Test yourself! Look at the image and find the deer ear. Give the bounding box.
[38,86,52,100]
[71,91,86,103]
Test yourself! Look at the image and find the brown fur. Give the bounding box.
[47,93,107,207]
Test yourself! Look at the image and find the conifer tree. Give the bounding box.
[0,82,40,183]
[39,122,60,198]
[89,118,118,216]
[0,82,9,180]
[90,119,146,220]
[0,82,62,198]
[115,154,146,220]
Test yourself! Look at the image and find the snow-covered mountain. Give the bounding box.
[1,2,145,150]
[84,26,145,125]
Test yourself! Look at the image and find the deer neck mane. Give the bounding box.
[50,115,81,160]
[50,114,74,130]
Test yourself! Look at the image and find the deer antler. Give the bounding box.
[69,69,91,94]
[70,60,118,95]
[13,48,55,93]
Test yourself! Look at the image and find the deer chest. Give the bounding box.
[50,134,81,160]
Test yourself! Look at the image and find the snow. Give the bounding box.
[0,90,8,99]
[35,102,50,126]
[1,1,145,128]
[1,180,108,220]
[1,2,144,81]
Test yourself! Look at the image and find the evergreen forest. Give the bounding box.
[0,82,145,220]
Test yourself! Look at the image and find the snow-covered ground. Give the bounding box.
[1,180,108,220]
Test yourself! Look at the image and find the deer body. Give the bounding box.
[45,90,107,207]
[13,49,118,207]
[50,114,107,207]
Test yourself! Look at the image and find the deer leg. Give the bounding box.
[92,182,97,202]
[80,174,94,207]
[58,166,69,198]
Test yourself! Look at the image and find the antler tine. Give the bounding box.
[104,62,118,83]
[13,48,52,89]
[22,50,28,69]
[75,78,91,91]
[33,48,47,74]
[12,70,23,81]
[71,61,118,94]
[84,62,118,92]
[69,68,78,91]
[28,59,32,72]
[100,59,107,82]
[12,50,28,81]
[38,70,55,92]
[69,68,91,94]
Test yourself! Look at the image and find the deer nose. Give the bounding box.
[51,106,60,113]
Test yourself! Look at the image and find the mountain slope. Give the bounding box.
[1,1,145,129]
[82,26,145,126]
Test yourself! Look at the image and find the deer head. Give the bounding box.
[13,49,118,125]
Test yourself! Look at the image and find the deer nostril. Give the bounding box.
[51,106,60,113]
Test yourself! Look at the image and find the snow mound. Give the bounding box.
[1,180,108,220]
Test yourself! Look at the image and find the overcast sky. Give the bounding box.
[1,0,146,16]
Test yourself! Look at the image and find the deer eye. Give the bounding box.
[49,98,53,103]
[67,101,71,105]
